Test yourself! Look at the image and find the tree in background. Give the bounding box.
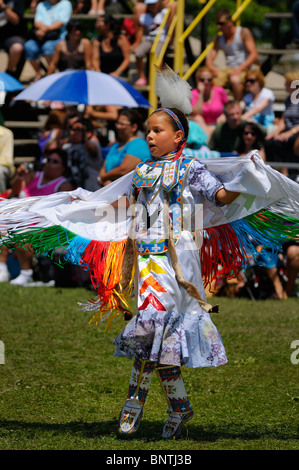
[185,0,294,46]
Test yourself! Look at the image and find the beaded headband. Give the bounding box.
[155,107,185,139]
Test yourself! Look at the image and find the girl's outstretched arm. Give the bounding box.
[215,188,240,205]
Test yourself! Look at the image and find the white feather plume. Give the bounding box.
[154,64,193,115]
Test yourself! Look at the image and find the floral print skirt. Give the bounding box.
[113,232,227,368]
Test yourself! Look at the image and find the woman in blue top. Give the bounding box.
[99,108,151,186]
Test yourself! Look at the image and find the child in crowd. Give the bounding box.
[133,0,170,86]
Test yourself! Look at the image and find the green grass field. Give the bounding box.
[0,284,298,451]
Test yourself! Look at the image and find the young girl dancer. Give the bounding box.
[113,75,240,438]
[1,67,298,440]
[114,121,240,438]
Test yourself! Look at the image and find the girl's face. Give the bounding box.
[96,16,108,33]
[146,112,183,158]
[69,27,82,40]
[243,126,257,146]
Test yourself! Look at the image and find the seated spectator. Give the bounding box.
[73,0,90,14]
[190,65,228,138]
[186,119,208,149]
[0,246,10,282]
[24,0,73,81]
[84,104,122,146]
[284,243,299,297]
[10,143,73,198]
[88,0,105,15]
[47,19,92,74]
[91,14,130,78]
[8,143,73,286]
[133,0,172,86]
[236,121,266,160]
[205,7,258,101]
[64,108,80,130]
[256,243,299,300]
[131,0,175,47]
[241,70,275,130]
[63,117,103,191]
[0,125,15,195]
[208,100,266,154]
[98,108,150,186]
[29,0,40,13]
[256,248,287,300]
[264,71,299,179]
[0,0,27,79]
[38,109,66,155]
[208,100,243,153]
[286,1,299,49]
[185,120,220,159]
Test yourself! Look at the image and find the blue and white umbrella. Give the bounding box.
[13,70,151,108]
[0,72,23,92]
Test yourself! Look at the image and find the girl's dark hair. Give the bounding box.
[44,147,69,170]
[97,14,122,46]
[75,117,94,133]
[118,108,145,132]
[237,121,265,153]
[154,107,190,141]
[44,109,66,131]
[56,148,69,169]
[66,20,83,38]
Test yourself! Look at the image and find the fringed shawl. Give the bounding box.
[1,151,298,327]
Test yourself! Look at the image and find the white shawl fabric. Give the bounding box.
[0,152,298,243]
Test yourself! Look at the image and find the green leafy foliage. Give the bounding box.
[185,0,293,44]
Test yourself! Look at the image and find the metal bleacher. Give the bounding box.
[1,4,297,168]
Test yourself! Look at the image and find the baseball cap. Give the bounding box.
[144,0,159,4]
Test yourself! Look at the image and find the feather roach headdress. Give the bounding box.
[154,64,193,115]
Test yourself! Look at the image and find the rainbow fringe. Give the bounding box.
[1,225,134,327]
[1,208,298,325]
[201,209,299,288]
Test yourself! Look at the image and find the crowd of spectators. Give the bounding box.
[0,3,298,297]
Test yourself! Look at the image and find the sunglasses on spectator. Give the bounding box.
[243,131,256,136]
[217,19,230,26]
[199,77,213,82]
[246,78,257,84]
[116,120,132,126]
[46,158,62,164]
